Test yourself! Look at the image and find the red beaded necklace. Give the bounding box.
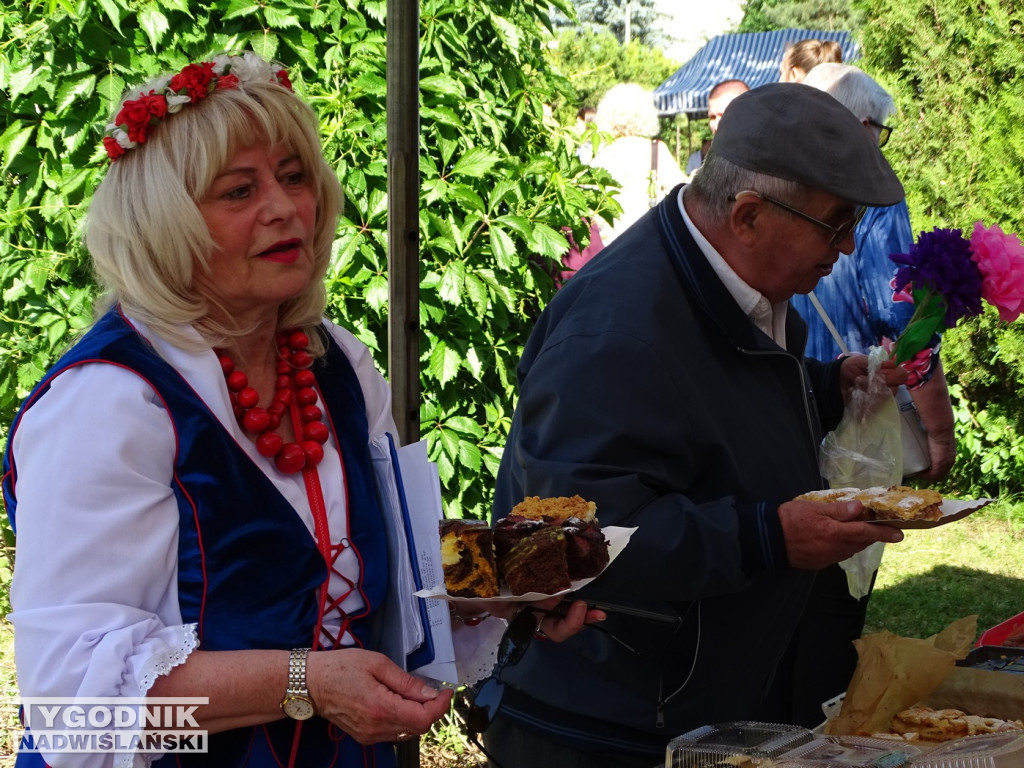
[216,329,330,474]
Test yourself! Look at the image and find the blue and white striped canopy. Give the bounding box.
[654,28,859,117]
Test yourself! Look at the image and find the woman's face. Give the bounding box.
[196,142,317,326]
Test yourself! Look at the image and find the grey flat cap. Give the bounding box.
[712,82,904,206]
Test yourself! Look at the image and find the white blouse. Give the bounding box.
[7,315,398,766]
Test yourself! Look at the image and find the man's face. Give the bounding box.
[707,89,745,134]
[747,189,861,302]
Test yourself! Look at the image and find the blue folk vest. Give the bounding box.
[3,309,395,767]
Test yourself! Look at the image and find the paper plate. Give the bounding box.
[415,525,636,604]
[871,498,994,529]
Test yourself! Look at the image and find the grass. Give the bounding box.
[864,500,1024,639]
[0,501,1020,763]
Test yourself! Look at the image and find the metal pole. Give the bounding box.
[387,0,421,449]
[386,0,421,761]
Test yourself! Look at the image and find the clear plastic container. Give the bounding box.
[666,721,815,768]
[778,735,922,767]
[909,732,1024,768]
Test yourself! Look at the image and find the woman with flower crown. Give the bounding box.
[1,52,599,768]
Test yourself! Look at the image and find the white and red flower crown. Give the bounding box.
[103,53,293,161]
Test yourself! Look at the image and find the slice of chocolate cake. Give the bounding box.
[492,515,548,562]
[499,527,572,596]
[439,519,499,598]
[560,516,610,580]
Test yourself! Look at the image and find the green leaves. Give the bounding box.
[138,6,170,50]
[0,0,614,529]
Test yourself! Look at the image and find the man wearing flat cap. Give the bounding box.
[484,84,908,767]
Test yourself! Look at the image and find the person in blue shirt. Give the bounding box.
[781,63,956,728]
[792,63,955,483]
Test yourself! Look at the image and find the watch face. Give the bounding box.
[282,695,316,721]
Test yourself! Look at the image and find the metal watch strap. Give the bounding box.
[280,647,316,720]
[287,648,311,697]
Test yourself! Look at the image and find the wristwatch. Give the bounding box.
[280,648,317,720]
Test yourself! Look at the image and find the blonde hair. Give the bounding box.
[595,83,661,139]
[780,39,844,83]
[86,55,343,355]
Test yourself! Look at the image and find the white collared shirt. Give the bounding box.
[676,188,790,348]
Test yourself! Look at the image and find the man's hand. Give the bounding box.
[778,498,905,570]
[840,354,908,403]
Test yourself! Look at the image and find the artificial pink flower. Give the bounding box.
[275,70,293,90]
[901,346,934,389]
[889,275,914,305]
[216,73,240,90]
[879,336,933,389]
[969,221,1024,322]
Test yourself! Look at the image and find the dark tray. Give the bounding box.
[956,645,1024,674]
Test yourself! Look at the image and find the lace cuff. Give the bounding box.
[113,625,199,768]
[137,623,199,692]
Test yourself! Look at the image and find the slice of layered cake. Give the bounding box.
[496,496,610,592]
[510,494,597,523]
[559,516,610,580]
[439,519,499,598]
[499,526,572,596]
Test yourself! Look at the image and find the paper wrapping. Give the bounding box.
[825,616,978,736]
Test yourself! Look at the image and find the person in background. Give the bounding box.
[685,78,749,175]
[2,51,598,768]
[778,62,957,729]
[589,82,686,244]
[795,63,955,481]
[484,83,907,768]
[779,38,844,83]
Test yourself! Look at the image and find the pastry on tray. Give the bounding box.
[796,485,943,522]
[885,705,1024,742]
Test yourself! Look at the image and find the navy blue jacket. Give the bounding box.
[492,187,845,756]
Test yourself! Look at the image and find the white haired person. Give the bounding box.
[590,83,685,244]
[780,63,956,728]
[2,52,599,768]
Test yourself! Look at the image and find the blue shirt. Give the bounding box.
[792,200,918,360]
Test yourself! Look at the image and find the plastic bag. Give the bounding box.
[819,347,902,598]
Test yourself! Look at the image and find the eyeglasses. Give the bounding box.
[867,118,893,147]
[734,190,866,250]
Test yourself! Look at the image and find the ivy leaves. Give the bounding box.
[1,0,612,525]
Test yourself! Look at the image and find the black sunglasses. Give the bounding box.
[464,608,538,736]
[867,117,893,147]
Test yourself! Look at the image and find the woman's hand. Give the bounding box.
[306,648,453,744]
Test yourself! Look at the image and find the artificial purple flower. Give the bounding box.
[890,227,984,326]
